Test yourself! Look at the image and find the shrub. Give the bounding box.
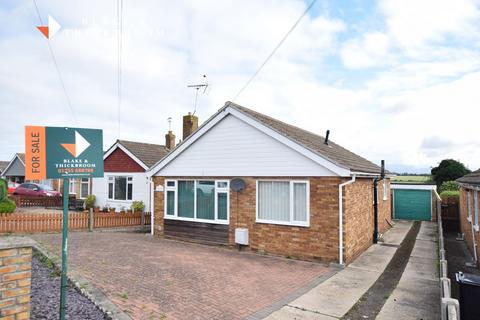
[439,181,458,193]
[0,178,7,201]
[0,198,16,214]
[131,201,145,213]
[440,190,460,199]
[84,195,96,210]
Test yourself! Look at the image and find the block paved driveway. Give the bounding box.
[32,232,330,320]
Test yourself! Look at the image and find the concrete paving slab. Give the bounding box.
[376,277,440,320]
[348,245,397,273]
[265,306,338,320]
[417,223,438,242]
[402,256,438,281]
[410,239,438,260]
[289,267,380,318]
[382,220,413,245]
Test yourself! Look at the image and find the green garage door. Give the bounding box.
[394,189,431,221]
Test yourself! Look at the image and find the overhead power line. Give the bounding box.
[32,0,78,125]
[232,0,318,101]
[117,0,124,138]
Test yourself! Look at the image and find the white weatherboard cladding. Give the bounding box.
[158,115,337,177]
[92,172,150,211]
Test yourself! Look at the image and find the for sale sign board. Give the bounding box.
[25,126,104,180]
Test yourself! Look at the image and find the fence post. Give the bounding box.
[141,211,145,228]
[89,208,93,232]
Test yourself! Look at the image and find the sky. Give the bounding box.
[0,0,479,174]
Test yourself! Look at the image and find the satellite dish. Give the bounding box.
[230,178,246,192]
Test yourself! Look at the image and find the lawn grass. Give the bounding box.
[391,175,433,184]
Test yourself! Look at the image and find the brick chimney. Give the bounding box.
[165,131,176,150]
[183,112,199,140]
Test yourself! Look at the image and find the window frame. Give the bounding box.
[467,190,472,222]
[68,179,76,194]
[79,178,90,199]
[107,175,134,201]
[164,179,230,225]
[255,180,310,227]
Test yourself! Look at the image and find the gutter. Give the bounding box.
[339,174,356,265]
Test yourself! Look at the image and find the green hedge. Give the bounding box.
[439,181,459,193]
[440,190,460,199]
[0,198,16,214]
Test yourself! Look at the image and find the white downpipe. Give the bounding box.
[150,177,154,236]
[338,175,356,265]
[471,191,478,263]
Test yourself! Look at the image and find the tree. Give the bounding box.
[431,159,470,187]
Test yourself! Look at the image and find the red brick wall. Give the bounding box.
[343,178,392,263]
[104,148,144,173]
[153,176,391,264]
[459,187,480,268]
[0,245,32,319]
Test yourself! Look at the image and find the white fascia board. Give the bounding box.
[17,154,25,166]
[227,108,350,177]
[147,109,229,177]
[458,182,480,191]
[104,142,149,171]
[391,184,437,190]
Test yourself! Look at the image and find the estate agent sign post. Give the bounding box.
[25,126,103,320]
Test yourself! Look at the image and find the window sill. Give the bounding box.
[107,199,133,203]
[164,216,229,225]
[256,219,309,228]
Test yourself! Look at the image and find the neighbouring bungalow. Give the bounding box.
[147,102,392,264]
[1,153,52,186]
[457,170,480,268]
[91,139,172,212]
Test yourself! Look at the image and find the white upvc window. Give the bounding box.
[256,180,310,227]
[80,178,90,199]
[108,176,133,201]
[164,179,229,224]
[383,179,388,201]
[475,191,479,231]
[68,179,76,194]
[467,191,472,222]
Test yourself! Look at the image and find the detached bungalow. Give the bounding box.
[148,102,391,264]
[92,139,171,212]
[457,170,480,267]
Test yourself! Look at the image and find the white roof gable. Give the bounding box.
[149,108,350,177]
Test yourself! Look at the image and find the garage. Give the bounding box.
[392,185,435,221]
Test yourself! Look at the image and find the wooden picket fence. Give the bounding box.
[0,212,151,233]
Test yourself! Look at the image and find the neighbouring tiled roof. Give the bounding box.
[117,140,170,168]
[456,169,480,186]
[226,102,382,174]
[0,161,9,173]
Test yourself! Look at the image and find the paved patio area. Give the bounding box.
[31,232,331,320]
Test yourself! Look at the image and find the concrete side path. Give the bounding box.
[376,221,440,320]
[265,220,413,320]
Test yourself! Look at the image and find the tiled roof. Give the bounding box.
[456,169,480,186]
[0,161,9,173]
[117,140,169,168]
[227,102,382,174]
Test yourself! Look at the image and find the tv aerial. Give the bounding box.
[187,75,209,115]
